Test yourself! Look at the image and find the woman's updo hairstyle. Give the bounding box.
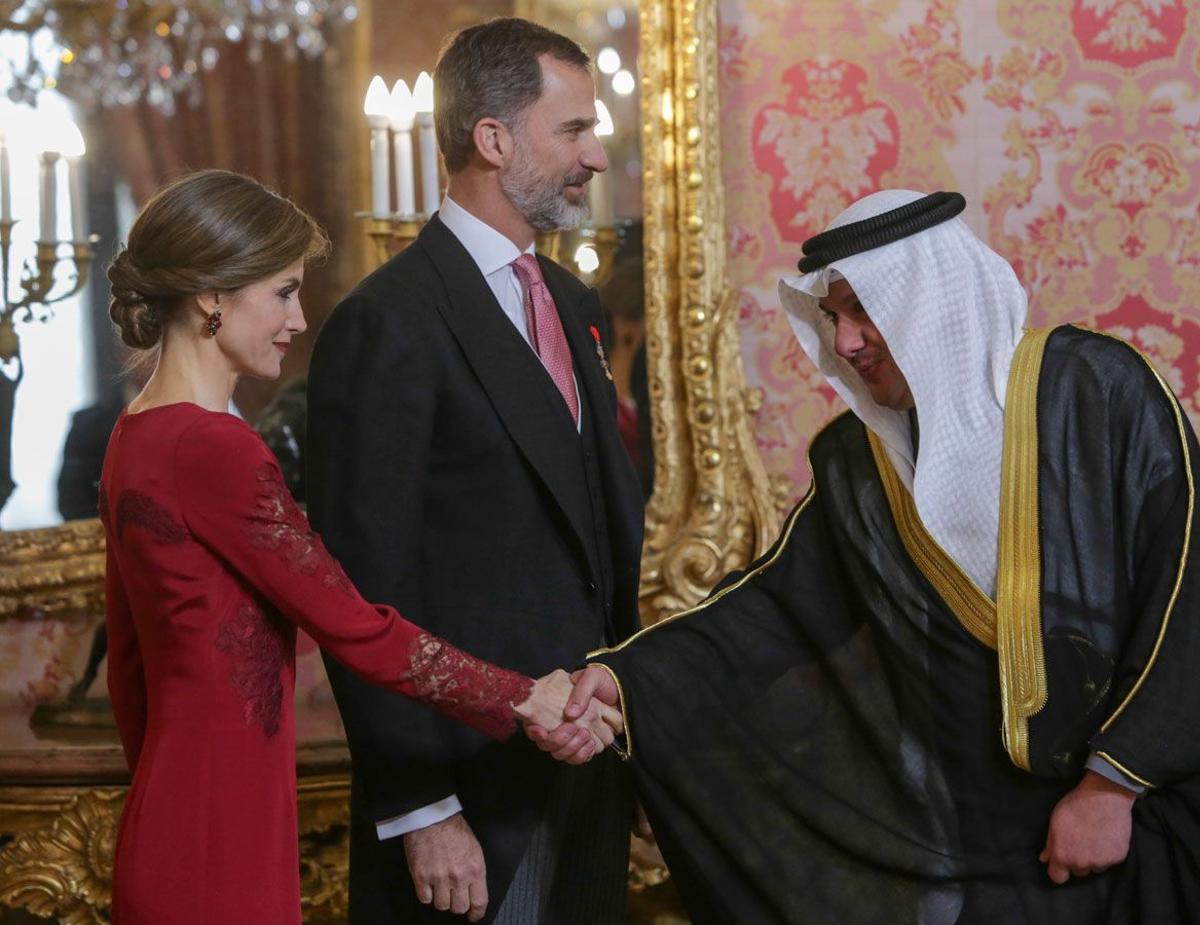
[108,169,331,350]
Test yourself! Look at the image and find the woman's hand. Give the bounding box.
[515,669,623,764]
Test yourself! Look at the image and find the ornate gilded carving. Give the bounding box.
[299,827,350,920]
[0,518,105,621]
[638,0,779,623]
[297,774,352,921]
[0,788,121,924]
[0,779,353,922]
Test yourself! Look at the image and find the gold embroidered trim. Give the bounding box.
[1087,327,1195,737]
[1093,749,1154,790]
[586,413,847,758]
[996,326,1054,772]
[589,662,631,760]
[587,492,812,758]
[585,499,811,758]
[867,431,998,649]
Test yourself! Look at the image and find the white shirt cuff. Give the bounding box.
[375,794,464,841]
[1086,752,1146,794]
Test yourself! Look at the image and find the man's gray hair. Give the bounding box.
[434,18,591,175]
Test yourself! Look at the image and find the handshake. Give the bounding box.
[512,665,624,764]
[406,667,649,924]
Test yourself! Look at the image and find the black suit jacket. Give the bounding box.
[306,214,644,921]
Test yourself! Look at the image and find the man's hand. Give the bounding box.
[1039,770,1135,884]
[403,813,488,921]
[527,666,623,763]
[517,668,623,764]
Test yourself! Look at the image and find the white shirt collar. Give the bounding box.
[438,196,534,278]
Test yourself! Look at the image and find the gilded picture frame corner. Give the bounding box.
[637,0,781,624]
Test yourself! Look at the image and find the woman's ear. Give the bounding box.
[472,117,512,169]
[195,291,221,315]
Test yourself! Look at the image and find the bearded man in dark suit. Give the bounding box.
[306,18,644,925]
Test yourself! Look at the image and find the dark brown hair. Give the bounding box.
[108,169,330,350]
[434,17,591,174]
[600,257,645,323]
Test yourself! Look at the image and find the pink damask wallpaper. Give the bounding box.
[721,0,1200,497]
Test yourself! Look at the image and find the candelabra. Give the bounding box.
[361,213,625,287]
[0,224,97,358]
[360,72,625,283]
[0,221,97,512]
[361,214,426,268]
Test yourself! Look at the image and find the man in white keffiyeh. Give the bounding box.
[551,189,1200,924]
[778,189,1025,597]
[776,189,1145,885]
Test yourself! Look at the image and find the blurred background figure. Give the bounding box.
[599,255,652,497]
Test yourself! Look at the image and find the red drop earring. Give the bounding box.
[204,294,223,336]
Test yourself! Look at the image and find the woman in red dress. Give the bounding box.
[101,170,615,924]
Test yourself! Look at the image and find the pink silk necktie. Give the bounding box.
[512,253,579,425]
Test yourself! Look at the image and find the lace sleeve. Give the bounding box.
[407,632,534,740]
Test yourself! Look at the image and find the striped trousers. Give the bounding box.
[492,750,631,924]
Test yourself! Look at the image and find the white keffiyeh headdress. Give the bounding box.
[778,190,1028,596]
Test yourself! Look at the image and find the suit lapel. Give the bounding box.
[417,217,596,576]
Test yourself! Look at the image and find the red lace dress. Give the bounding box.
[100,403,534,924]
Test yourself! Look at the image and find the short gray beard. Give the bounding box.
[501,140,591,233]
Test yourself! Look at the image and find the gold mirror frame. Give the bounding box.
[0,0,780,638]
[637,0,779,623]
[0,519,105,621]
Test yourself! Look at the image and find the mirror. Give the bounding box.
[0,0,649,536]
[0,0,648,724]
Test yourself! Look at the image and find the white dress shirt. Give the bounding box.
[438,196,581,427]
[375,197,581,842]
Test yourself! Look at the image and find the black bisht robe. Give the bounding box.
[592,325,1200,924]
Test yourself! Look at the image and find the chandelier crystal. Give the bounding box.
[1,0,358,114]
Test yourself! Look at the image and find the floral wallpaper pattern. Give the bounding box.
[721,0,1200,497]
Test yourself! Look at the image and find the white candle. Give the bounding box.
[417,114,439,217]
[393,129,415,216]
[363,76,392,218]
[412,72,439,216]
[59,119,87,242]
[590,100,615,226]
[0,134,10,225]
[38,152,59,244]
[67,156,87,242]
[389,79,416,217]
[369,125,390,218]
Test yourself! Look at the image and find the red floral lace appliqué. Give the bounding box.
[245,462,354,595]
[115,489,189,543]
[215,602,293,738]
[407,632,533,740]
